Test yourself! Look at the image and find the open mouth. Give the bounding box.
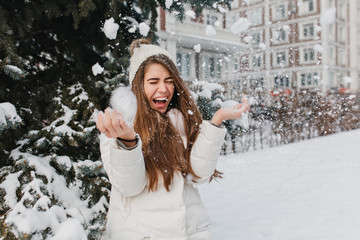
[153,97,168,105]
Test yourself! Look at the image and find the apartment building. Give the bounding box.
[156,3,247,98]
[233,0,360,94]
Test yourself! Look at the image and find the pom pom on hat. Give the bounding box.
[129,38,173,85]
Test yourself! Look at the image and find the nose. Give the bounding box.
[157,81,167,93]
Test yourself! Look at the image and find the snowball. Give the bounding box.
[283,25,290,31]
[110,87,138,127]
[243,36,253,43]
[128,25,137,33]
[139,22,150,37]
[194,43,201,53]
[92,63,104,76]
[259,43,266,50]
[102,17,119,40]
[212,98,223,107]
[221,100,249,129]
[221,100,239,109]
[205,25,217,36]
[165,0,173,9]
[185,10,196,19]
[230,18,250,35]
[218,6,227,13]
[314,44,324,53]
[320,7,336,25]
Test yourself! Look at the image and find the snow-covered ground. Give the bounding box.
[199,129,360,240]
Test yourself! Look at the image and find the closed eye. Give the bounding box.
[165,77,174,84]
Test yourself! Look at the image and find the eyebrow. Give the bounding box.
[146,76,174,81]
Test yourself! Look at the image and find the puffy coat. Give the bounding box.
[100,109,226,240]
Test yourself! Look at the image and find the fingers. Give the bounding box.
[241,96,250,112]
[96,112,107,133]
[104,108,118,135]
[118,114,129,130]
[98,108,133,138]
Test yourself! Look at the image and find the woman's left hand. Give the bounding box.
[210,97,250,125]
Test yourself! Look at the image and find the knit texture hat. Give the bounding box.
[129,43,172,85]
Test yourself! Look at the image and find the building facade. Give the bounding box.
[234,0,360,94]
[156,0,360,98]
[156,3,247,98]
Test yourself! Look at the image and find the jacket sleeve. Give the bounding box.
[190,121,227,181]
[99,134,147,197]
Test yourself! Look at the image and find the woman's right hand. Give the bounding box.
[210,96,250,126]
[96,108,137,141]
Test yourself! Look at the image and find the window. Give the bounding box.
[301,74,306,86]
[339,3,344,18]
[303,23,314,37]
[339,26,344,42]
[329,46,334,58]
[216,59,222,78]
[252,32,261,45]
[329,24,333,35]
[308,0,314,12]
[233,58,239,71]
[247,8,262,26]
[329,72,334,87]
[300,72,319,87]
[274,28,287,42]
[274,4,286,19]
[209,57,215,78]
[313,73,319,86]
[307,73,312,85]
[276,52,286,65]
[207,15,218,26]
[304,0,314,12]
[250,78,264,89]
[339,49,346,65]
[203,56,221,79]
[274,75,290,88]
[299,0,316,15]
[252,54,262,68]
[304,48,315,62]
[176,53,190,78]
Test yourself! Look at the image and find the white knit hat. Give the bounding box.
[129,44,173,85]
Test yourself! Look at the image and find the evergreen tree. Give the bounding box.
[0,0,231,238]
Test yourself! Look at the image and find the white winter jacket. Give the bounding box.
[100,109,226,240]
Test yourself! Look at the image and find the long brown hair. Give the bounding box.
[130,39,219,191]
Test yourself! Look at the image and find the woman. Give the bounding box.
[96,39,249,240]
